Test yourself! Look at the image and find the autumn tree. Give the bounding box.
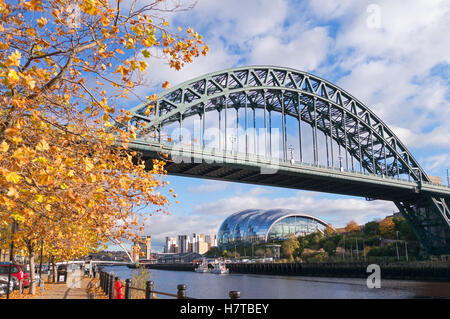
[322,240,336,256]
[281,234,300,261]
[363,220,380,236]
[0,0,208,293]
[379,218,396,239]
[344,220,360,233]
[254,248,265,257]
[393,216,416,241]
[324,225,335,236]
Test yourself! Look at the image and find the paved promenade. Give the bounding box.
[30,277,92,299]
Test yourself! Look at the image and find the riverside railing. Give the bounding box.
[97,269,241,299]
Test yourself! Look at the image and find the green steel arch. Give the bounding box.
[123,65,450,254]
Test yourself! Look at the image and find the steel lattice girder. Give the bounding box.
[396,198,450,254]
[123,65,450,254]
[127,66,425,181]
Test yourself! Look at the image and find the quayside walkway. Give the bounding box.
[30,277,92,299]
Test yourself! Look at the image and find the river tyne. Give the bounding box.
[102,265,450,299]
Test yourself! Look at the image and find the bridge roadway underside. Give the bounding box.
[129,141,450,254]
[134,144,436,203]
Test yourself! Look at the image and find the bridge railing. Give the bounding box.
[131,137,446,187]
[97,269,241,299]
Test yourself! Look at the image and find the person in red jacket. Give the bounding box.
[113,277,124,299]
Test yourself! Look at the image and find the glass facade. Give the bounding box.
[218,209,329,249]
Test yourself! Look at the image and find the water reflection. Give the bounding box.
[102,266,450,299]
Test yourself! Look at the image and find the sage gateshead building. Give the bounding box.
[218,209,330,249]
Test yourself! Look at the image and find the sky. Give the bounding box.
[113,0,450,252]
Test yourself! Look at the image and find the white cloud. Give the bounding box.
[187,180,231,193]
[193,190,396,228]
[108,0,450,252]
[304,0,450,175]
[179,0,289,44]
[136,0,333,94]
[137,187,396,251]
[141,213,222,250]
[135,38,239,96]
[420,154,450,177]
[248,25,332,71]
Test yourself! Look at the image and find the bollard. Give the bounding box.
[124,279,131,299]
[104,272,108,295]
[109,273,114,299]
[104,272,107,293]
[145,281,154,299]
[177,284,187,299]
[229,291,241,299]
[107,273,111,295]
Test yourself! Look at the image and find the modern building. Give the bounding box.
[196,241,209,254]
[131,244,140,263]
[177,235,190,254]
[205,234,217,248]
[161,233,218,255]
[428,175,442,185]
[164,236,178,253]
[192,233,203,253]
[218,209,330,249]
[131,235,152,262]
[140,236,152,260]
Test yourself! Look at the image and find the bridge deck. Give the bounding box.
[130,140,450,202]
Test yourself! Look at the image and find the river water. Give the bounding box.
[101,265,450,299]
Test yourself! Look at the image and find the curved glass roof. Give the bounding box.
[218,209,329,248]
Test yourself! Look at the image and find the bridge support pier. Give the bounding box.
[396,196,450,255]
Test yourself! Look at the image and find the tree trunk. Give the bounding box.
[52,257,57,283]
[29,251,36,295]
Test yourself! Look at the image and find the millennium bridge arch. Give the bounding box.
[122,65,450,254]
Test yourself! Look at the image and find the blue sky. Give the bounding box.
[113,0,450,252]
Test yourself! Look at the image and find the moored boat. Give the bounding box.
[194,259,209,273]
[210,261,229,274]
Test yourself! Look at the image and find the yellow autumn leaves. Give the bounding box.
[0,0,207,286]
[2,50,37,90]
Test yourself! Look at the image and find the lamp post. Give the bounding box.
[395,231,400,261]
[288,145,295,164]
[363,239,366,262]
[337,155,344,172]
[229,135,237,155]
[342,235,345,261]
[405,242,408,261]
[350,243,353,262]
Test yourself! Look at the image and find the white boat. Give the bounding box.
[194,260,209,273]
[210,261,229,274]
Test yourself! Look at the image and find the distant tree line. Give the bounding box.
[206,215,426,262]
